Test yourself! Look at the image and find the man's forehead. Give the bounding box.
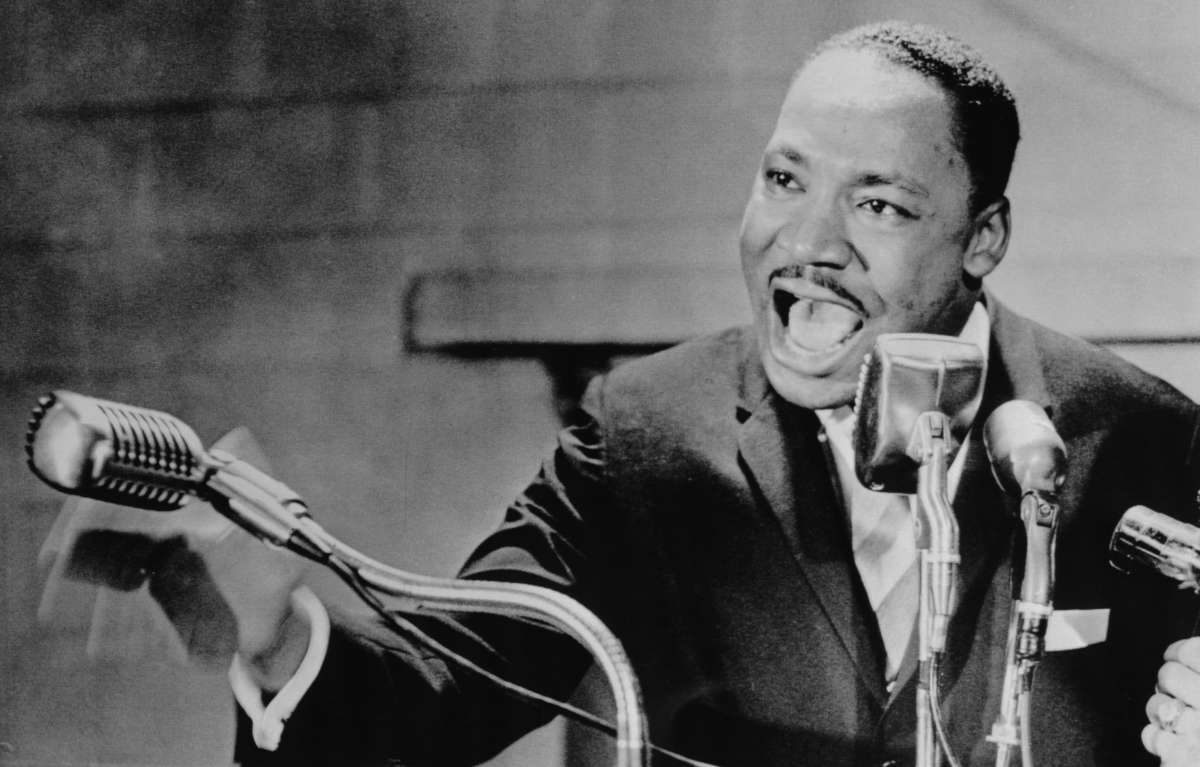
[771,48,961,166]
[787,48,949,114]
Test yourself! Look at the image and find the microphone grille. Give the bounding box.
[851,333,985,493]
[25,392,54,460]
[93,400,200,508]
[982,400,1066,496]
[26,391,203,511]
[1110,506,1200,591]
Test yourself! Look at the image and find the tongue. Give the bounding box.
[786,299,861,351]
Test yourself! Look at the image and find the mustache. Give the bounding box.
[768,265,865,315]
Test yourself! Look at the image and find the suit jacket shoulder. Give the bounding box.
[594,325,759,419]
[582,326,763,471]
[1002,306,1196,433]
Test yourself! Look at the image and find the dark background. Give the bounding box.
[1,2,1197,765]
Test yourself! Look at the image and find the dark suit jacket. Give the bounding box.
[238,300,1200,767]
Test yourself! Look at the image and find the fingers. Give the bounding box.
[1143,695,1181,759]
[1147,692,1198,731]
[1144,721,1166,757]
[1160,640,1200,709]
[1144,721,1175,760]
[1165,637,1200,671]
[1144,712,1200,766]
[1146,675,1200,766]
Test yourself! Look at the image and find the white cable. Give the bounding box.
[229,586,330,751]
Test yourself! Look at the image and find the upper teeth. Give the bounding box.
[783,297,863,352]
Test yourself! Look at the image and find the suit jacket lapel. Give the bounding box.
[733,297,1058,710]
[737,387,888,706]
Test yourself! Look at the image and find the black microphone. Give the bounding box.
[26,390,319,551]
[852,333,986,493]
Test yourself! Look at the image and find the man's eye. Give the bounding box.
[764,169,801,191]
[859,198,913,219]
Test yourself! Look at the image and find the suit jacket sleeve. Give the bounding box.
[234,379,613,767]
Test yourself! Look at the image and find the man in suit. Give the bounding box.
[49,20,1200,767]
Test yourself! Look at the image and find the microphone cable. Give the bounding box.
[928,653,964,767]
[1018,689,1035,767]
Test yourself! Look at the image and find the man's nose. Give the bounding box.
[773,198,854,268]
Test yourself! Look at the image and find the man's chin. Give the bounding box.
[761,355,859,410]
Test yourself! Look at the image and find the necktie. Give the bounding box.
[851,491,919,686]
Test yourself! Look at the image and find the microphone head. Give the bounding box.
[852,333,985,493]
[983,400,1067,496]
[1109,505,1200,592]
[26,390,206,511]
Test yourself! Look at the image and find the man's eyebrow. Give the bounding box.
[765,145,807,165]
[855,172,930,198]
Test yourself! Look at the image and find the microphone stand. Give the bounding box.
[23,388,650,767]
[909,411,961,767]
[204,452,649,767]
[304,523,650,767]
[987,489,1057,767]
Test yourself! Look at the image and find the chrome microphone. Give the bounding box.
[27,391,651,766]
[850,333,987,633]
[26,390,316,550]
[984,400,1067,612]
[27,391,205,511]
[1110,505,1200,593]
[983,400,1067,767]
[853,333,986,493]
[984,400,1067,495]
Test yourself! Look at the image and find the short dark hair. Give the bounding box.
[809,21,1020,215]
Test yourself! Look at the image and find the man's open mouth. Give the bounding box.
[772,290,865,354]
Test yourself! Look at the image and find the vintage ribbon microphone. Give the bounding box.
[983,400,1068,767]
[854,333,986,767]
[25,390,650,767]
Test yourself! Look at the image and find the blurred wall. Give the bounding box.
[1,2,1197,765]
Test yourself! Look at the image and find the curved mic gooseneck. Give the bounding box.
[26,390,650,767]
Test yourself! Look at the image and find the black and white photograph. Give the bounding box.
[2,2,1198,766]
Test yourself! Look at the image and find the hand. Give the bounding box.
[1144,637,1200,765]
[38,427,307,679]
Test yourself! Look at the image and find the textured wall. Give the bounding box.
[1,2,1197,766]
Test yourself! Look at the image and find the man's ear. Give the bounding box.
[963,196,1011,280]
